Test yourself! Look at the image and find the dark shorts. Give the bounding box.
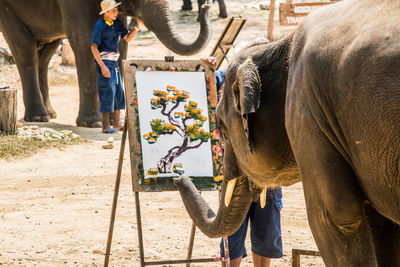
[220,187,283,260]
[96,62,125,113]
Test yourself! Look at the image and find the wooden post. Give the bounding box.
[0,87,17,134]
[267,0,276,40]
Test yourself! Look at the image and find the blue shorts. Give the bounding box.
[96,62,125,113]
[220,187,283,260]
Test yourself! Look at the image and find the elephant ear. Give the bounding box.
[233,57,261,152]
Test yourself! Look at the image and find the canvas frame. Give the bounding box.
[123,59,223,192]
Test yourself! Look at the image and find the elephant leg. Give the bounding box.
[69,39,102,127]
[58,0,101,127]
[0,11,49,122]
[109,14,129,126]
[61,1,101,127]
[38,39,62,119]
[67,41,101,127]
[118,15,128,76]
[217,0,228,18]
[287,110,377,266]
[182,0,193,11]
[197,0,227,19]
[364,204,400,266]
[197,0,206,21]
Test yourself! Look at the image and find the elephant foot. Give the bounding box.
[24,113,50,122]
[181,4,193,11]
[77,121,102,128]
[24,104,51,122]
[219,11,228,18]
[76,113,102,128]
[46,107,57,119]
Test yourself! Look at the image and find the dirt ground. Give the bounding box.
[0,0,325,266]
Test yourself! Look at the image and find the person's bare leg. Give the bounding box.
[252,253,271,267]
[102,112,111,132]
[222,257,242,267]
[113,109,123,130]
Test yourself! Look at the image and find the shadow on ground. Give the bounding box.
[18,119,124,142]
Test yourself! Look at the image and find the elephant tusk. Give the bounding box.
[224,178,237,207]
[260,187,267,209]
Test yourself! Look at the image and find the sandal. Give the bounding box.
[114,122,124,131]
[103,128,117,134]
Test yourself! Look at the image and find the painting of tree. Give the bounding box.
[143,85,213,174]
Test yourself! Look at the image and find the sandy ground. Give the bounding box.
[0,0,325,266]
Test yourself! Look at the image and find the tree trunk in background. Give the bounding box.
[0,87,17,134]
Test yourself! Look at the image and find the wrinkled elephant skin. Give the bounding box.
[175,0,400,266]
[0,0,211,126]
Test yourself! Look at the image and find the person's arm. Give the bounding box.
[123,19,144,42]
[91,44,111,78]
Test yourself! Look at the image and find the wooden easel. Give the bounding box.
[209,16,247,70]
[103,119,224,266]
[103,58,230,266]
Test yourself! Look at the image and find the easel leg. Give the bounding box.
[186,191,202,267]
[135,191,146,267]
[186,222,197,267]
[217,44,229,67]
[104,117,128,267]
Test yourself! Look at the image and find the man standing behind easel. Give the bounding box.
[215,68,283,267]
[202,39,283,266]
[91,0,143,133]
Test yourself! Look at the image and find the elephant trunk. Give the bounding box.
[174,175,253,238]
[140,0,211,55]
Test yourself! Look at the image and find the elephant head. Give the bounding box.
[175,36,301,238]
[119,0,211,55]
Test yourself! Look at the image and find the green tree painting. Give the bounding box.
[143,85,213,175]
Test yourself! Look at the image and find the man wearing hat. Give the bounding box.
[91,0,143,133]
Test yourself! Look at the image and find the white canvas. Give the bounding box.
[135,71,214,179]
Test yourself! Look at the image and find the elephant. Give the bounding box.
[182,0,227,19]
[0,0,211,127]
[175,0,400,266]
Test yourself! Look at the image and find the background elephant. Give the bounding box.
[0,0,211,127]
[175,0,400,266]
[182,0,227,19]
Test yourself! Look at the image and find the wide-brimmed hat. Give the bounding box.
[99,0,122,15]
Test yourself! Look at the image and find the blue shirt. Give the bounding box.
[215,69,226,92]
[91,18,128,67]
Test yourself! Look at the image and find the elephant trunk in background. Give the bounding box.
[140,0,211,55]
[174,175,253,238]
